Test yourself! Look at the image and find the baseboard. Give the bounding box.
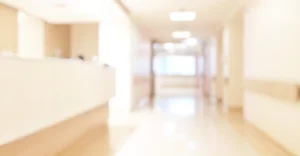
[244,121,295,156]
[0,103,109,156]
[225,111,294,155]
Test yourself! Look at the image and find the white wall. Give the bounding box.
[244,0,300,154]
[130,30,151,78]
[0,57,114,145]
[131,34,151,107]
[98,19,134,111]
[18,12,45,58]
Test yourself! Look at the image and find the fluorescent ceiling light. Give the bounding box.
[184,38,198,46]
[172,31,191,39]
[170,11,196,21]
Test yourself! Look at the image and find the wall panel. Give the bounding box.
[0,3,18,54]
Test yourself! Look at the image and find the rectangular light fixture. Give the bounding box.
[172,31,191,39]
[170,11,196,21]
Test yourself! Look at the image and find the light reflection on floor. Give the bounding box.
[153,96,197,116]
[112,95,254,156]
[110,94,291,156]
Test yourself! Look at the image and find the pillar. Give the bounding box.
[149,40,156,97]
[222,10,244,110]
[215,31,223,103]
[203,40,214,97]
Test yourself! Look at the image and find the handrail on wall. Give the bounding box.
[245,79,300,102]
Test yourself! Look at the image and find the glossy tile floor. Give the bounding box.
[109,94,291,156]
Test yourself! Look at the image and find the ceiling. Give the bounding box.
[121,0,242,42]
[0,0,125,23]
[0,0,243,41]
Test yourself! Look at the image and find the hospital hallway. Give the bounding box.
[1,0,300,155]
[56,91,292,156]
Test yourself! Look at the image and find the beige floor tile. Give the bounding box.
[60,93,292,156]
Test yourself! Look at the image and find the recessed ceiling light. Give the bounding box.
[172,31,191,39]
[170,11,196,22]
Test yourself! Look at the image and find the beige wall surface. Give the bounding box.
[223,10,244,108]
[244,0,300,155]
[0,57,114,145]
[71,24,99,61]
[0,4,71,58]
[45,24,70,58]
[0,3,18,53]
[18,12,45,58]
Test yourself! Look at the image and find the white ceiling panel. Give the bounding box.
[122,0,242,41]
[0,0,125,23]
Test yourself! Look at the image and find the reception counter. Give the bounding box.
[0,56,115,155]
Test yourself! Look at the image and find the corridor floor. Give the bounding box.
[60,94,292,156]
[109,95,291,156]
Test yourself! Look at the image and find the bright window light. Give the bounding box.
[184,38,198,46]
[172,31,191,39]
[163,42,175,53]
[176,43,187,49]
[170,11,196,21]
[164,42,174,50]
